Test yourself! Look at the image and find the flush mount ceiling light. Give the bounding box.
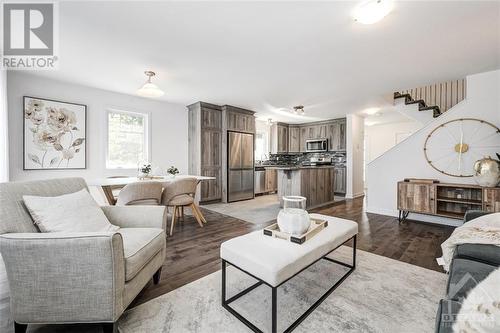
[137,71,164,98]
[363,107,381,115]
[293,105,305,115]
[353,0,393,24]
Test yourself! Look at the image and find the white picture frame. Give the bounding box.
[23,96,87,170]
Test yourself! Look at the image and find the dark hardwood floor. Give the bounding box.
[131,197,454,308]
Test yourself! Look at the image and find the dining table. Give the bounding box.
[88,175,216,205]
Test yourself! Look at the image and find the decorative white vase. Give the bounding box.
[277,196,311,236]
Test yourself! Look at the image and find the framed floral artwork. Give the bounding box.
[23,96,87,170]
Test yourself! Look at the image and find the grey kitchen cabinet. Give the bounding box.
[327,119,347,151]
[299,126,308,152]
[188,102,223,202]
[316,124,327,139]
[222,105,256,134]
[288,125,301,152]
[265,168,278,192]
[334,167,346,194]
[271,123,289,153]
[338,119,346,150]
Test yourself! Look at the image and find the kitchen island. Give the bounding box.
[267,166,336,209]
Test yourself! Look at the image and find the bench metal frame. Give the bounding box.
[221,235,356,333]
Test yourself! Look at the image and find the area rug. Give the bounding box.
[118,246,447,333]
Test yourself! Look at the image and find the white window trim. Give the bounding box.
[105,107,152,170]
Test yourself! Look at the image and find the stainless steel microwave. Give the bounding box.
[306,138,328,152]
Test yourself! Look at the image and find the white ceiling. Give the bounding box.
[30,1,499,123]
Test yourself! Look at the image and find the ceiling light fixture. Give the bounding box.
[137,71,164,98]
[353,0,393,25]
[293,105,305,115]
[363,107,381,115]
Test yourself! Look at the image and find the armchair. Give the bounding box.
[0,178,167,333]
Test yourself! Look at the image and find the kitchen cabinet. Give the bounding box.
[334,167,346,194]
[188,102,223,202]
[270,123,289,153]
[288,126,301,153]
[222,105,256,134]
[265,168,277,192]
[328,119,346,151]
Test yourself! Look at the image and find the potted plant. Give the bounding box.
[167,166,179,178]
[138,163,152,179]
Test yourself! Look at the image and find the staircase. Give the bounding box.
[393,79,466,119]
[393,92,441,118]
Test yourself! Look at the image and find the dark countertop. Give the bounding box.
[262,165,337,170]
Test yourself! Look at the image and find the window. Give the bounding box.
[255,130,268,161]
[106,109,149,169]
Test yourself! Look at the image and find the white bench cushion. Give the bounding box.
[220,214,358,287]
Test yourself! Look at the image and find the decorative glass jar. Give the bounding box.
[277,196,311,236]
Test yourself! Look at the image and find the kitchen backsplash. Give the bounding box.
[262,152,346,166]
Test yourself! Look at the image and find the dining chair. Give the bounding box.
[105,175,130,205]
[116,181,163,206]
[161,177,206,236]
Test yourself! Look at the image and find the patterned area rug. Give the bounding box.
[118,246,446,333]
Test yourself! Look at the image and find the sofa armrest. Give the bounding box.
[464,210,491,223]
[101,205,167,231]
[0,232,125,324]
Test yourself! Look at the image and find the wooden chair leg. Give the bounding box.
[190,204,204,228]
[170,206,178,236]
[194,204,207,223]
[14,322,27,333]
[181,206,185,221]
[102,322,118,333]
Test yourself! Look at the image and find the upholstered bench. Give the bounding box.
[220,213,358,333]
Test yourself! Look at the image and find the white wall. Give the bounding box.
[365,120,422,163]
[366,70,500,226]
[7,72,188,182]
[346,113,365,199]
[0,70,8,182]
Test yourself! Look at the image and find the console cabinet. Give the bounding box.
[397,180,500,222]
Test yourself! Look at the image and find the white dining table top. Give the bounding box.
[88,175,215,187]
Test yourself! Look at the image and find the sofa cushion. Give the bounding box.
[446,257,497,301]
[119,228,166,281]
[455,243,500,266]
[435,299,462,333]
[23,189,119,233]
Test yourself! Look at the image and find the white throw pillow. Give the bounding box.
[453,267,500,333]
[23,189,120,233]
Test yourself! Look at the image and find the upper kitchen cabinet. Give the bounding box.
[270,123,289,154]
[187,102,223,202]
[328,118,346,151]
[288,125,301,153]
[222,105,256,134]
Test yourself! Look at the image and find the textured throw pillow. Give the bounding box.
[23,189,120,233]
[453,267,500,333]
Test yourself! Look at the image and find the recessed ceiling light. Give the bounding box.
[137,71,164,98]
[353,0,393,25]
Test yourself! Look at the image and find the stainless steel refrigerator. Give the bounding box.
[228,131,254,202]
